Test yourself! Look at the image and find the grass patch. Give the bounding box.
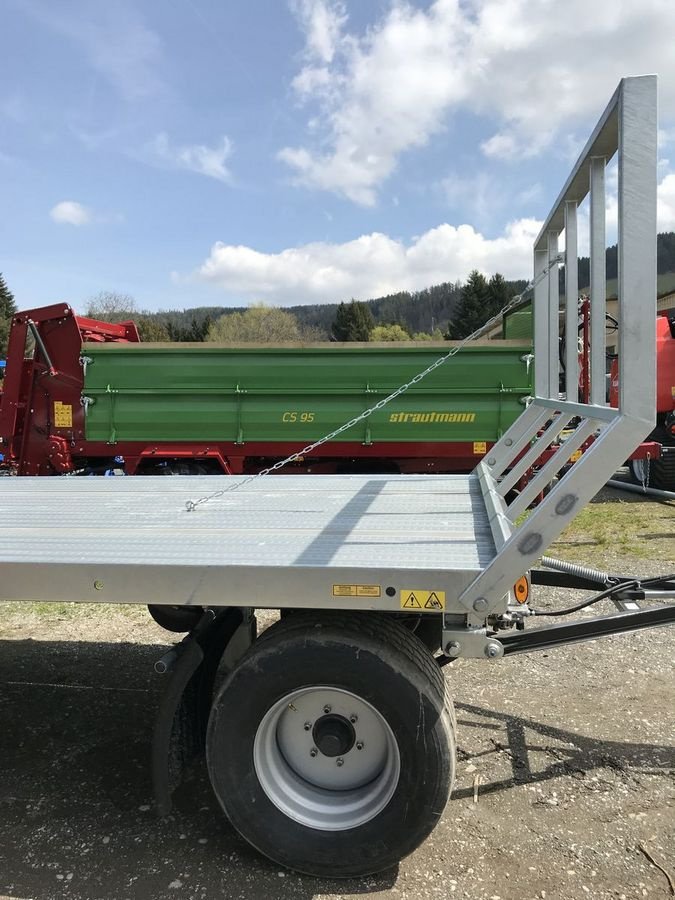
[549,490,674,562]
[0,601,148,623]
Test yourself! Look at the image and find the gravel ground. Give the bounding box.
[0,486,673,900]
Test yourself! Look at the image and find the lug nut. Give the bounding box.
[323,705,331,714]
[349,714,358,723]
[310,748,318,758]
[303,722,312,731]
[356,742,364,751]
[336,758,344,767]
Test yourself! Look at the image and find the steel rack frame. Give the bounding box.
[450,75,658,646]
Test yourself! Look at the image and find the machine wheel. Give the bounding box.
[629,453,675,491]
[206,612,455,877]
[148,604,204,633]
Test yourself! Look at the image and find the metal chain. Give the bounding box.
[641,452,651,492]
[185,256,563,511]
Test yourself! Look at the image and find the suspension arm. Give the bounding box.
[499,604,675,656]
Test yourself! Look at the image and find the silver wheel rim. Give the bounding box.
[253,686,400,831]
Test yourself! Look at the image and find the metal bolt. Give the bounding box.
[445,641,461,658]
[310,748,318,758]
[485,643,501,659]
[336,758,344,767]
[356,742,364,751]
[323,705,331,714]
[94,581,104,591]
[303,722,312,731]
[349,714,358,723]
[473,597,488,613]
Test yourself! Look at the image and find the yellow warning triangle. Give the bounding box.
[424,592,443,610]
[403,593,421,609]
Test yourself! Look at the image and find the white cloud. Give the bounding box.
[282,0,675,204]
[50,201,91,226]
[658,174,675,231]
[282,0,468,205]
[195,216,541,305]
[49,201,124,226]
[149,133,233,182]
[19,1,163,102]
[291,0,346,64]
[194,166,675,307]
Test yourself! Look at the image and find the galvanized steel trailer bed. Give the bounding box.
[2,76,674,878]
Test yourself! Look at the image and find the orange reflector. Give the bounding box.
[514,577,529,604]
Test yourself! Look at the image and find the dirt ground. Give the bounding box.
[0,483,673,900]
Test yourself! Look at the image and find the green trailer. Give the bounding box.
[78,339,532,474]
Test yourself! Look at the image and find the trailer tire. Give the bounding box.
[629,449,675,491]
[206,612,455,877]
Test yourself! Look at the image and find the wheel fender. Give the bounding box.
[152,607,251,815]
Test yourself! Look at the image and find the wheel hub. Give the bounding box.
[312,714,355,757]
[253,686,400,831]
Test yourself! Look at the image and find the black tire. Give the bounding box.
[206,612,455,877]
[629,453,675,492]
[148,604,204,633]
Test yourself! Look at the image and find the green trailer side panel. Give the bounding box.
[82,342,532,445]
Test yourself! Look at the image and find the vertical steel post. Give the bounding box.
[617,75,658,422]
[589,156,607,406]
[533,248,549,398]
[547,232,560,397]
[564,201,579,402]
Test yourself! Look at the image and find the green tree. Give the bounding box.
[137,316,170,342]
[206,304,303,342]
[486,272,515,319]
[446,271,489,339]
[331,299,374,341]
[370,324,411,341]
[0,272,17,358]
[86,291,137,323]
[412,328,444,341]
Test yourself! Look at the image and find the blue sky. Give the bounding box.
[2,0,675,312]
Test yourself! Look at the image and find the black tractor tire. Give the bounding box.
[206,612,455,877]
[148,604,204,633]
[629,450,675,492]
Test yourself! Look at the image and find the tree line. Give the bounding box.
[1,232,674,356]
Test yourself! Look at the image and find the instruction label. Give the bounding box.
[332,584,381,598]
[400,590,446,611]
[473,441,487,455]
[54,401,73,428]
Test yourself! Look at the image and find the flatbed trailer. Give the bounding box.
[1,76,674,877]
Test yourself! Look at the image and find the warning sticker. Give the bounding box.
[54,401,73,428]
[333,584,381,598]
[400,590,446,611]
[473,441,487,455]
